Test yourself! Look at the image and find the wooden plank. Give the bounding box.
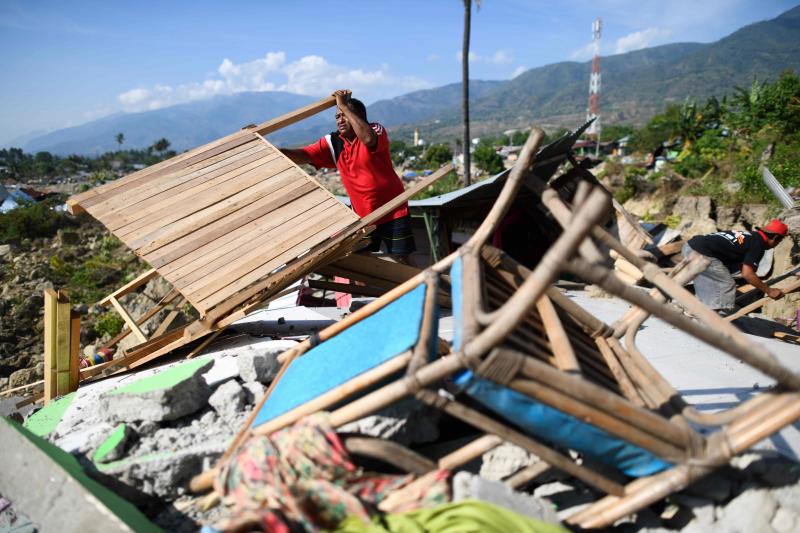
[89,141,268,222]
[725,277,800,322]
[55,291,72,396]
[152,297,187,338]
[253,96,337,137]
[43,288,58,404]
[186,329,224,359]
[117,155,290,243]
[109,296,148,344]
[103,146,276,232]
[144,180,322,267]
[119,160,296,252]
[102,290,181,350]
[163,190,334,285]
[136,170,316,258]
[69,130,254,213]
[190,203,352,309]
[69,311,80,392]
[328,254,420,285]
[99,269,158,306]
[316,265,399,291]
[306,279,387,298]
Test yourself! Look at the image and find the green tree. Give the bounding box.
[473,143,504,175]
[423,144,453,166]
[152,138,171,153]
[511,130,529,146]
[115,132,125,147]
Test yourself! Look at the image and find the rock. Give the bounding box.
[243,381,265,404]
[772,507,799,532]
[56,229,80,245]
[102,358,213,423]
[716,489,777,532]
[8,368,35,388]
[83,345,97,358]
[337,397,440,446]
[0,244,10,258]
[208,380,246,419]
[0,377,8,390]
[451,471,559,524]
[674,494,716,527]
[772,484,800,514]
[237,353,278,384]
[674,196,713,220]
[480,442,539,481]
[622,197,666,218]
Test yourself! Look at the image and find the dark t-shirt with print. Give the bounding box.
[688,230,766,271]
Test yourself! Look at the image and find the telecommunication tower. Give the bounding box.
[586,17,602,155]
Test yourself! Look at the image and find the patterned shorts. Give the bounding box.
[364,215,417,255]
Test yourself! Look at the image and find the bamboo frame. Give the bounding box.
[186,123,800,530]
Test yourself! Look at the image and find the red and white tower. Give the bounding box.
[586,17,602,153]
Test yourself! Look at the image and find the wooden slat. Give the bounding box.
[109,296,148,344]
[102,289,181,349]
[328,254,420,285]
[189,202,352,309]
[196,209,354,312]
[162,189,333,284]
[89,141,267,221]
[55,291,72,396]
[136,169,314,258]
[69,130,254,213]
[106,146,276,233]
[144,180,320,267]
[69,311,80,392]
[99,268,158,306]
[254,96,336,137]
[118,156,291,243]
[535,294,581,374]
[43,289,58,404]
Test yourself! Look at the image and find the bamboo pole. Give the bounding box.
[595,337,645,406]
[535,294,581,373]
[725,277,800,322]
[437,435,503,470]
[414,389,625,496]
[465,187,611,360]
[566,258,800,390]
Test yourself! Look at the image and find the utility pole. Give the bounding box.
[586,17,602,157]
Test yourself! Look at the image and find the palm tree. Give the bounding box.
[152,138,171,154]
[115,132,124,147]
[461,0,480,186]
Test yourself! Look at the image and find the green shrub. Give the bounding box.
[412,171,462,200]
[0,201,72,243]
[94,312,125,337]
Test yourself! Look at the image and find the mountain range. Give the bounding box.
[13,5,800,155]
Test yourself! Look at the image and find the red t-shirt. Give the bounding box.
[300,123,408,225]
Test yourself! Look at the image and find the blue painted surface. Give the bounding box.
[454,372,672,477]
[451,256,464,351]
[252,283,433,428]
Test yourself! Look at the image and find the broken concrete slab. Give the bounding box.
[23,391,75,437]
[236,339,297,383]
[243,381,265,404]
[452,471,560,524]
[0,417,159,532]
[338,397,440,446]
[208,379,246,420]
[102,358,213,423]
[479,442,539,481]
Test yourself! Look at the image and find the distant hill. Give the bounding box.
[394,5,800,141]
[15,5,800,155]
[19,92,336,155]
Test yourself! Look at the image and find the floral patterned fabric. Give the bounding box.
[214,413,450,532]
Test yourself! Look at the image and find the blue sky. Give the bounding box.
[1,0,797,145]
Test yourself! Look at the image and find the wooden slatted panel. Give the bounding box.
[68,132,359,317]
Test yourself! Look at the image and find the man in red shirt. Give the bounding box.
[280,90,415,262]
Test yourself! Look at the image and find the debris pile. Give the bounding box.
[2,99,799,532]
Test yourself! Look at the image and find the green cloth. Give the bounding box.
[332,500,567,533]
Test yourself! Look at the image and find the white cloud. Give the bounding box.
[615,27,672,54]
[569,42,596,61]
[426,53,440,62]
[511,66,527,78]
[455,49,513,65]
[117,52,431,112]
